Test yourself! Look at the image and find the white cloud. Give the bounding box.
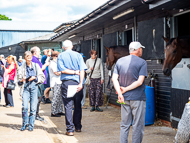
[0,0,108,22]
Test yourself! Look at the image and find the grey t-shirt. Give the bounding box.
[113,55,147,100]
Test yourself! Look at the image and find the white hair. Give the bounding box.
[30,46,40,55]
[63,40,73,49]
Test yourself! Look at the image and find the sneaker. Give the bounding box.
[36,115,44,121]
[28,127,33,131]
[6,105,13,108]
[45,98,51,104]
[20,125,27,131]
[82,106,87,109]
[90,107,95,112]
[51,113,61,117]
[96,107,103,112]
[41,96,46,104]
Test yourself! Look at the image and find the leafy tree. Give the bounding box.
[0,14,12,20]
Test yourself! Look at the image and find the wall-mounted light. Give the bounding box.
[9,47,11,51]
[68,34,76,39]
[113,8,134,20]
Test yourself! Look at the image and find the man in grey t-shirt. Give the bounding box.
[112,41,147,143]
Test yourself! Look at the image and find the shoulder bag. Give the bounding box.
[85,58,97,86]
[7,79,15,90]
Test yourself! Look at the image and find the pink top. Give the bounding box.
[7,64,16,80]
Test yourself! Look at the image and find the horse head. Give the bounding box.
[162,36,183,76]
[105,46,115,70]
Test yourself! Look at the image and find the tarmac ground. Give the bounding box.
[0,85,177,143]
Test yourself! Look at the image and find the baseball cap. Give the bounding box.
[129,42,145,52]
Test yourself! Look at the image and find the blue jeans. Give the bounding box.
[4,88,14,106]
[22,81,38,128]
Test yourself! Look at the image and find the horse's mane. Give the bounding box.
[167,35,190,46]
[166,38,175,46]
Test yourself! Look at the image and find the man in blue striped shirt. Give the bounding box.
[57,40,87,136]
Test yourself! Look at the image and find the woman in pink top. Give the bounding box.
[1,55,18,107]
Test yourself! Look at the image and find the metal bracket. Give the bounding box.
[170,112,181,122]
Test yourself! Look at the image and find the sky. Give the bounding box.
[0,0,108,23]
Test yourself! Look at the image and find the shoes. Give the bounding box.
[66,131,74,136]
[3,104,7,107]
[51,113,61,117]
[57,112,65,116]
[82,106,87,109]
[96,107,103,112]
[90,106,95,112]
[20,125,27,131]
[45,98,51,104]
[36,115,44,121]
[28,127,33,131]
[41,96,46,104]
[75,129,81,132]
[6,105,13,108]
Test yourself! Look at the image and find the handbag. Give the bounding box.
[85,58,97,86]
[6,80,15,90]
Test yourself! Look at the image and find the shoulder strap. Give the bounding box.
[89,58,97,78]
[34,63,37,76]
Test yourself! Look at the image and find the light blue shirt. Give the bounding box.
[57,49,87,83]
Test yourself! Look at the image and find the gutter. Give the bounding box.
[49,0,120,41]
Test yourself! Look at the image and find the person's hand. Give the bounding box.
[101,79,103,84]
[77,83,83,92]
[21,77,26,82]
[120,86,126,94]
[1,65,5,69]
[75,70,80,75]
[28,76,36,81]
[118,94,124,104]
[91,67,93,70]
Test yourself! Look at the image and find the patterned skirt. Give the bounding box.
[51,83,63,114]
[89,78,103,106]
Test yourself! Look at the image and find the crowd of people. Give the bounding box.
[0,40,105,132]
[0,40,147,143]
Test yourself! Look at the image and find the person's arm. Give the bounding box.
[112,73,124,103]
[120,76,145,94]
[17,64,25,86]
[61,69,79,75]
[100,60,104,84]
[50,62,62,76]
[77,70,84,92]
[42,62,49,71]
[85,60,91,73]
[7,64,14,74]
[54,71,61,76]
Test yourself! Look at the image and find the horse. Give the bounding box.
[105,45,129,70]
[162,36,190,76]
